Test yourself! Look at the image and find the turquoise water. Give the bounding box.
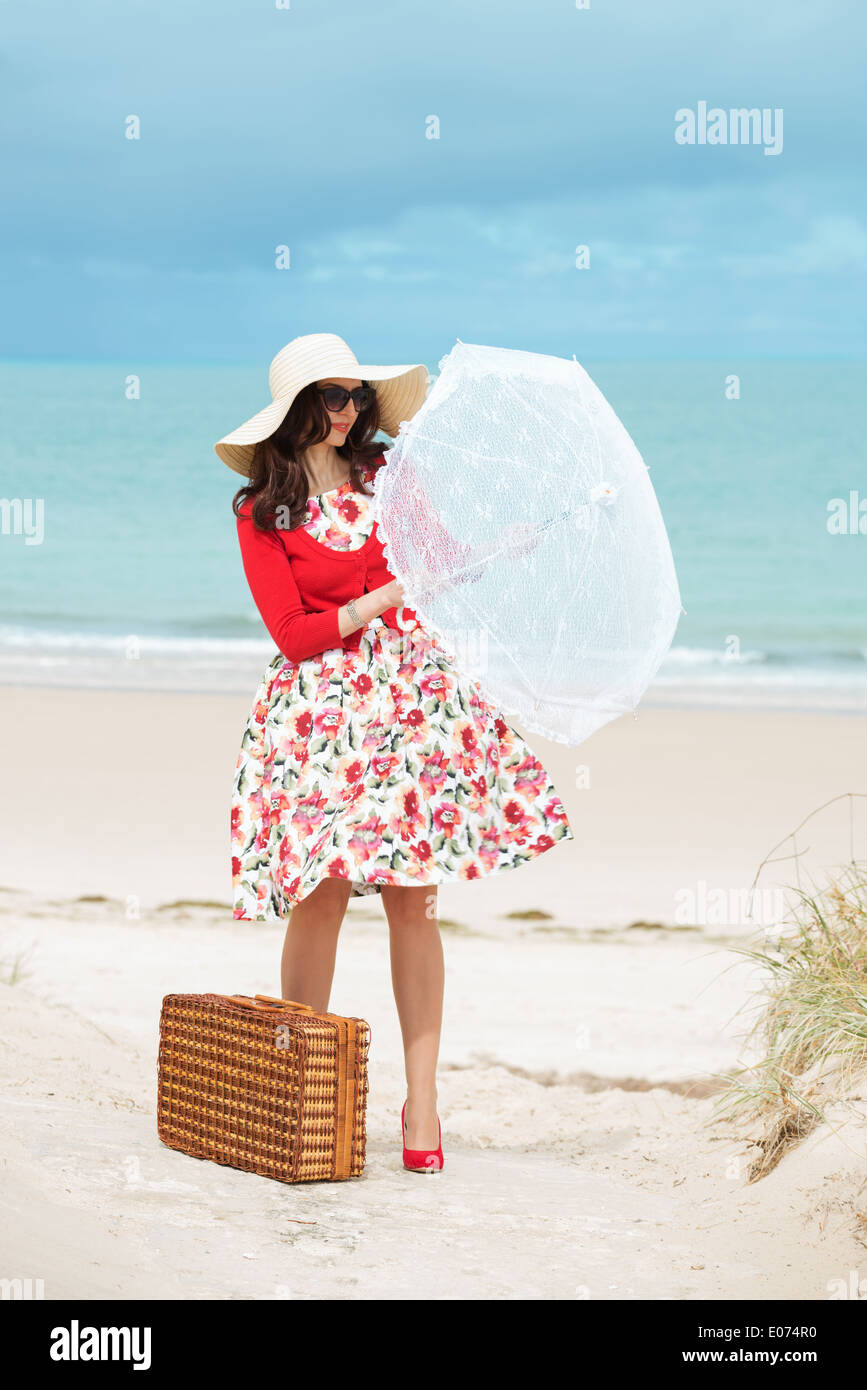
[2,359,865,705]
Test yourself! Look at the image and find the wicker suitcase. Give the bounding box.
[157,993,370,1183]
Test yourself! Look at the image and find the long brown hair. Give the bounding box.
[232,379,386,531]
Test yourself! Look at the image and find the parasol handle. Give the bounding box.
[400,489,625,603]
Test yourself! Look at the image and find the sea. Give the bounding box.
[2,358,865,712]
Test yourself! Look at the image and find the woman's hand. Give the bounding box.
[501,520,542,558]
[380,578,406,609]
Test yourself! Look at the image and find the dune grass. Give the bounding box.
[713,862,867,1181]
[0,946,34,987]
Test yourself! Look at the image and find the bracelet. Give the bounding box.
[346,597,362,627]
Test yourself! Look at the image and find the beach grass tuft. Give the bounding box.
[713,862,867,1181]
[0,946,35,986]
[626,919,700,933]
[437,917,481,935]
[504,908,554,921]
[156,899,232,912]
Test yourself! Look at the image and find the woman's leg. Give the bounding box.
[381,884,443,1150]
[280,876,352,1012]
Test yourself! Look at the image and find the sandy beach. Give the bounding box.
[1,685,866,1300]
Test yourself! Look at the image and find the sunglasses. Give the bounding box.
[317,384,376,413]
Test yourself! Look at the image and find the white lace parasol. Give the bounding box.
[370,339,682,747]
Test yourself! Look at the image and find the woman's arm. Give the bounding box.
[337,580,403,638]
[236,511,399,662]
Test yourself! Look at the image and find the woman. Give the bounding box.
[215,333,574,1171]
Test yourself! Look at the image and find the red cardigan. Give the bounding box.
[237,453,452,664]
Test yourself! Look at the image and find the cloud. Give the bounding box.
[721,215,867,277]
[3,1,865,359]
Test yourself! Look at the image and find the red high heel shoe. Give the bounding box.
[401,1100,444,1172]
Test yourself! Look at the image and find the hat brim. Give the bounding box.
[214,362,429,476]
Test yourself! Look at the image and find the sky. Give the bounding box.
[2,0,866,364]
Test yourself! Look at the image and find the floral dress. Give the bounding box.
[231,462,574,921]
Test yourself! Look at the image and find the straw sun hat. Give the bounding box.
[214,332,430,476]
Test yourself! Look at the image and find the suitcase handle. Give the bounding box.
[227,994,315,1014]
[255,993,315,1013]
